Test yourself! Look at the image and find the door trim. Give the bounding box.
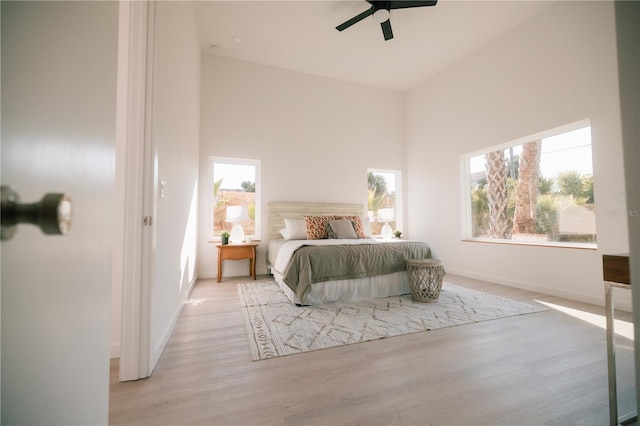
[114,0,154,381]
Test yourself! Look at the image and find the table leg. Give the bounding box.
[217,249,222,283]
[251,247,256,280]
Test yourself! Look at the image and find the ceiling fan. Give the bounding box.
[336,1,437,41]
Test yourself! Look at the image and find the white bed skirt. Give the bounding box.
[272,270,410,305]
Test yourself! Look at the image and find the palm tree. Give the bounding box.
[368,189,386,212]
[240,180,255,192]
[367,172,387,198]
[512,140,541,235]
[213,177,228,235]
[485,150,510,238]
[213,177,224,201]
[367,172,388,213]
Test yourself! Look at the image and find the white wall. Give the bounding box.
[1,1,117,423]
[148,1,201,366]
[198,55,406,278]
[406,1,628,308]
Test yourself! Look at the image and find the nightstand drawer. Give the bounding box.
[220,245,253,260]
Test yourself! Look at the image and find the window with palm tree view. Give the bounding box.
[210,157,260,241]
[466,122,595,247]
[368,169,402,237]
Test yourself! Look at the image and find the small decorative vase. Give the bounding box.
[222,236,229,245]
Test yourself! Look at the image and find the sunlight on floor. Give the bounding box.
[186,298,208,306]
[535,300,635,341]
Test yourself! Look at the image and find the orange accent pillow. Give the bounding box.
[304,215,334,239]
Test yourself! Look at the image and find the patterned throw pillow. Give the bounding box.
[332,215,366,239]
[304,215,334,239]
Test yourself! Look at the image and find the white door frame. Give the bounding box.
[114,0,156,381]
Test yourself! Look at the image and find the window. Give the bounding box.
[210,157,260,241]
[464,121,596,247]
[367,169,402,237]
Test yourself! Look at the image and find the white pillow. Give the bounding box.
[361,216,373,238]
[282,218,307,240]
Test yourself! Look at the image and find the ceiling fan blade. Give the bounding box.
[388,1,437,10]
[381,19,394,41]
[336,7,374,32]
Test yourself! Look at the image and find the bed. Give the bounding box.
[266,202,439,305]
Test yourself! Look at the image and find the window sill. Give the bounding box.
[463,238,597,250]
[208,239,261,244]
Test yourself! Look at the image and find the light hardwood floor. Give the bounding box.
[109,274,636,425]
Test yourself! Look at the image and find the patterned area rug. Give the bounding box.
[238,280,547,361]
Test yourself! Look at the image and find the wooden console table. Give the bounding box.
[603,254,635,426]
[217,243,258,283]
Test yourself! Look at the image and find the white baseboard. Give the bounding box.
[446,267,632,312]
[199,271,216,279]
[110,342,120,359]
[150,274,198,369]
[198,270,269,280]
[110,275,199,362]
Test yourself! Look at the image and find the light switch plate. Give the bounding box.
[160,179,166,198]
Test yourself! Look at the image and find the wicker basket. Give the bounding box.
[406,259,445,302]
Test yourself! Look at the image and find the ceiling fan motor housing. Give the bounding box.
[373,8,390,24]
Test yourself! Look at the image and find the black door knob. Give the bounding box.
[1,186,72,240]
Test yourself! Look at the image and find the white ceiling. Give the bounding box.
[195,1,554,92]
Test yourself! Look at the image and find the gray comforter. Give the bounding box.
[281,241,437,303]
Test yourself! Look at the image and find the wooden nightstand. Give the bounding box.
[216,243,258,283]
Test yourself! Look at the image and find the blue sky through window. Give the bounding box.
[469,126,592,178]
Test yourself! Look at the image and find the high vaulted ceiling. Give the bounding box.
[195,1,554,92]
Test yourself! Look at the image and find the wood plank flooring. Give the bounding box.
[109,274,636,425]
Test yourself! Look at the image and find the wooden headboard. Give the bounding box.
[268,202,365,241]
